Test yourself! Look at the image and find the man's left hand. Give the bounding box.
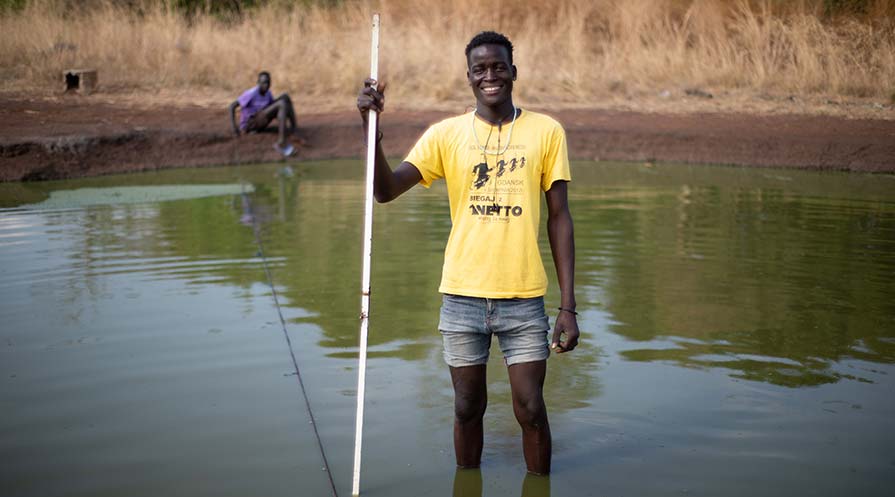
[551,311,580,353]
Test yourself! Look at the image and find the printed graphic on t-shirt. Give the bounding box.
[467,147,529,224]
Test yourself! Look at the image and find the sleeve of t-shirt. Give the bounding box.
[404,123,445,188]
[541,122,572,191]
[237,87,256,108]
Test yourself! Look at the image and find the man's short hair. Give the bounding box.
[465,31,514,65]
[258,71,271,80]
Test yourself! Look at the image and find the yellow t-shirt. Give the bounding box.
[405,109,571,298]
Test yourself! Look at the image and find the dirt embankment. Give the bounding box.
[2,93,894,182]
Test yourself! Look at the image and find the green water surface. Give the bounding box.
[1,161,893,497]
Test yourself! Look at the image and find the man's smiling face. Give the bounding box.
[467,44,516,110]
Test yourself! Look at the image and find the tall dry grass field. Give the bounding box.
[1,0,893,110]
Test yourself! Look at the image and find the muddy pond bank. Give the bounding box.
[2,94,894,182]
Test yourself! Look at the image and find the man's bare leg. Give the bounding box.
[508,360,551,474]
[254,96,296,149]
[268,94,297,147]
[276,94,297,134]
[449,364,487,468]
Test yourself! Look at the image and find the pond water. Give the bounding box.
[1,161,894,497]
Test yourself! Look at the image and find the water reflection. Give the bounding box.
[2,162,895,496]
[4,162,891,392]
[568,163,895,387]
[247,162,895,390]
[452,469,484,497]
[452,468,550,497]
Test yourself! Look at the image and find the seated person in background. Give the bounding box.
[229,71,298,156]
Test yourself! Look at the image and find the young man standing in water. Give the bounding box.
[356,31,579,475]
[229,71,298,156]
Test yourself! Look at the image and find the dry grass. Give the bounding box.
[1,0,894,113]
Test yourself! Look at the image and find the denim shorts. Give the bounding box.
[438,294,550,367]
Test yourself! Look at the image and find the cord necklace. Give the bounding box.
[472,105,517,156]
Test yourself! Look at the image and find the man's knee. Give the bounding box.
[513,396,547,428]
[277,93,293,106]
[454,392,486,424]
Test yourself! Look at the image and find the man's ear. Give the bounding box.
[512,65,517,81]
[466,70,471,84]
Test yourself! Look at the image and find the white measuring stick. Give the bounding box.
[352,12,379,497]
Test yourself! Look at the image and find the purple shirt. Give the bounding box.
[237,86,274,130]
